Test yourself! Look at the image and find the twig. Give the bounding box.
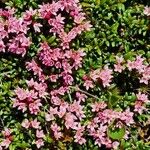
[0,116,4,127]
[70,86,101,101]
[67,90,72,102]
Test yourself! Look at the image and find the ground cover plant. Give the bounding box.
[0,0,150,149]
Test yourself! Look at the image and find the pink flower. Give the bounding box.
[51,123,62,140]
[29,99,42,115]
[26,60,42,76]
[45,113,54,121]
[51,123,60,133]
[33,82,47,98]
[63,74,74,85]
[83,80,94,90]
[54,131,63,140]
[36,130,45,138]
[55,61,62,68]
[49,106,58,115]
[91,102,107,112]
[23,7,36,21]
[134,101,146,114]
[1,138,11,149]
[51,96,61,105]
[38,49,54,67]
[114,63,124,73]
[136,92,149,103]
[121,108,134,126]
[50,75,58,82]
[62,61,72,74]
[0,40,5,52]
[26,60,45,82]
[114,56,125,73]
[33,22,42,32]
[89,67,113,87]
[21,119,30,129]
[2,129,11,137]
[16,33,31,47]
[74,124,86,145]
[58,106,67,118]
[71,50,85,69]
[57,101,68,118]
[26,78,35,87]
[76,92,87,102]
[31,119,41,129]
[144,6,150,16]
[112,141,119,149]
[49,14,65,34]
[57,86,69,95]
[68,100,85,120]
[0,8,15,17]
[140,66,150,84]
[65,112,77,129]
[74,134,86,145]
[99,66,113,87]
[14,87,27,100]
[127,60,135,71]
[90,70,100,81]
[35,139,44,149]
[13,100,27,112]
[74,13,85,24]
[134,56,145,72]
[38,4,52,19]
[39,2,61,19]
[116,56,124,64]
[82,21,92,31]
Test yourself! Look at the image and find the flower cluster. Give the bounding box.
[0,129,13,149]
[21,119,45,148]
[134,92,149,114]
[80,54,150,148]
[83,55,149,91]
[88,106,134,148]
[13,79,47,114]
[83,65,113,90]
[11,0,91,149]
[45,92,86,143]
[0,8,31,56]
[116,55,150,85]
[144,6,150,16]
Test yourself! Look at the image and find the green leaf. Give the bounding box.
[107,126,125,140]
[9,144,16,150]
[107,86,121,108]
[44,135,53,143]
[48,36,56,44]
[106,41,110,46]
[95,0,100,5]
[111,22,119,33]
[81,2,93,8]
[40,35,47,42]
[78,69,86,77]
[117,3,125,11]
[15,142,29,148]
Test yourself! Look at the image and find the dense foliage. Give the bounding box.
[0,0,150,149]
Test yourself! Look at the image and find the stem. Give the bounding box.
[0,116,4,127]
[70,86,101,101]
[43,107,49,134]
[67,91,72,102]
